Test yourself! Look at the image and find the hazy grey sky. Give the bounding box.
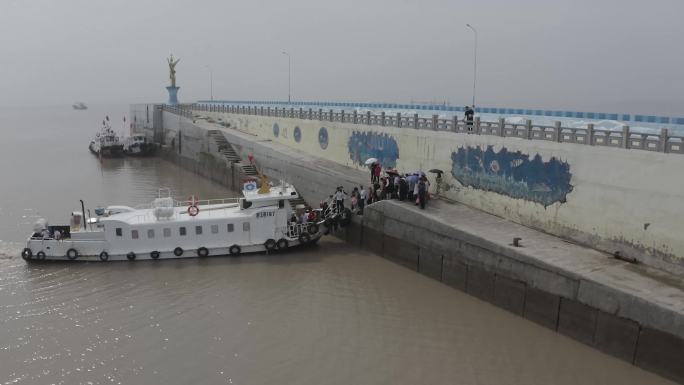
[1,0,682,114]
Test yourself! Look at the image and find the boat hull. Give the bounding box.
[22,234,321,262]
[90,143,125,158]
[124,143,157,157]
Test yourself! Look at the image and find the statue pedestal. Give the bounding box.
[166,86,180,105]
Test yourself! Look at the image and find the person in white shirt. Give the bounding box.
[358,185,367,213]
[334,186,348,211]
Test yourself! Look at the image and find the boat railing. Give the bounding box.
[133,197,242,210]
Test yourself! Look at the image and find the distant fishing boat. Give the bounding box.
[72,102,88,110]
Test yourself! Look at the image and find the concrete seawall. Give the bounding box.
[132,105,684,384]
[187,107,684,274]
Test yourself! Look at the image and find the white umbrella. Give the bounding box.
[364,158,378,165]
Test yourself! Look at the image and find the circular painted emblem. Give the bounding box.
[293,126,302,143]
[318,127,329,150]
[273,123,280,138]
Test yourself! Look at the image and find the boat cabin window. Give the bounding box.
[147,229,155,239]
[163,228,171,238]
[243,222,250,232]
[242,200,252,209]
[179,227,186,236]
[116,228,122,237]
[227,224,234,233]
[211,224,219,234]
[195,226,203,235]
[131,230,139,239]
[279,200,285,209]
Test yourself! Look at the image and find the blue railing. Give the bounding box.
[196,99,684,126]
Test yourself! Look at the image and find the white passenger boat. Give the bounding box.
[21,181,350,262]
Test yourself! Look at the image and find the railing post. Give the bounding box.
[454,115,460,132]
[622,125,630,149]
[475,116,481,134]
[661,128,669,153]
[397,113,401,128]
[353,110,358,124]
[319,109,323,121]
[290,107,294,118]
[329,109,334,122]
[341,110,345,123]
[299,108,303,119]
[367,111,371,125]
[414,113,419,129]
[554,121,562,142]
[499,118,506,137]
[525,119,532,139]
[267,107,271,116]
[432,114,438,130]
[381,112,386,126]
[587,123,595,145]
[308,108,313,119]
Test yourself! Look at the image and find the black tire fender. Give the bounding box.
[264,239,276,251]
[229,245,241,256]
[174,247,183,257]
[126,252,136,261]
[21,248,32,260]
[66,248,79,260]
[277,238,288,250]
[150,251,160,259]
[307,223,319,234]
[99,251,109,261]
[298,232,311,245]
[197,247,209,258]
[36,251,46,260]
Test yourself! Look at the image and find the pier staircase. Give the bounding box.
[208,130,241,163]
[208,129,311,210]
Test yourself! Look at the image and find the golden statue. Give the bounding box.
[167,54,180,87]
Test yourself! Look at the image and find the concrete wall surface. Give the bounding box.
[198,110,684,273]
[147,108,684,383]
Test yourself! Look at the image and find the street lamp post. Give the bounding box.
[466,24,478,108]
[205,65,213,101]
[282,51,291,104]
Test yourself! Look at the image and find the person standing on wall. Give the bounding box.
[358,185,366,214]
[465,106,475,133]
[335,186,348,211]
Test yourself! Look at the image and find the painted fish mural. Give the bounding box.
[347,131,399,168]
[450,145,572,206]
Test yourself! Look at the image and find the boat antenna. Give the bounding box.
[80,200,87,231]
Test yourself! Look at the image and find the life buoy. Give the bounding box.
[66,248,79,260]
[21,248,32,260]
[126,252,136,261]
[229,245,241,256]
[173,247,183,256]
[187,205,200,216]
[99,251,109,261]
[339,208,352,227]
[36,251,46,260]
[197,247,209,257]
[277,238,288,250]
[264,239,276,251]
[150,251,160,259]
[307,223,319,235]
[299,232,311,245]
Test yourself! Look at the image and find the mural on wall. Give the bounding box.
[347,131,400,168]
[450,145,572,206]
[318,127,329,149]
[273,123,280,138]
[294,126,302,143]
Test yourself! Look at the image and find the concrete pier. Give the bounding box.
[133,104,684,384]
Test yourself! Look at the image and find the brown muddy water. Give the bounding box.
[0,106,675,384]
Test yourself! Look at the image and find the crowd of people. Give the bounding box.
[324,164,433,217]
